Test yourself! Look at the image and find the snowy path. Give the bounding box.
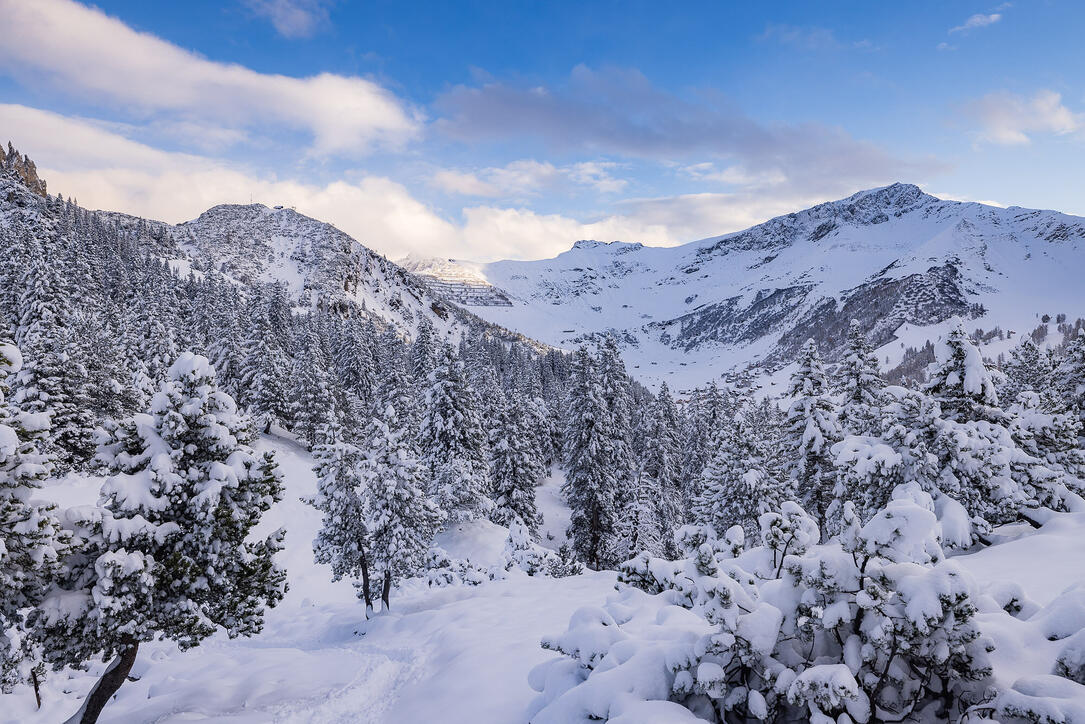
[15,438,614,724]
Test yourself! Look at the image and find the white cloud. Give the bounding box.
[243,0,333,38]
[435,66,943,193]
[949,12,1002,34]
[0,104,665,261]
[0,0,420,155]
[616,191,833,244]
[457,206,672,261]
[430,159,626,198]
[431,170,504,197]
[680,162,787,187]
[567,162,627,193]
[966,90,1082,145]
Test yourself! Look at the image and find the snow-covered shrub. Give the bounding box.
[532,497,995,723]
[550,543,585,578]
[1055,630,1085,685]
[502,520,561,576]
[424,547,492,587]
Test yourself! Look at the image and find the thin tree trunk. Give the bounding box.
[31,668,41,709]
[359,550,374,617]
[63,640,139,724]
[381,569,392,611]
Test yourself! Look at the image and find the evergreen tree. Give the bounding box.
[924,319,1001,423]
[610,467,664,560]
[291,323,336,449]
[640,381,683,546]
[361,396,442,610]
[786,339,841,539]
[597,336,635,506]
[489,394,544,533]
[562,347,618,569]
[0,335,68,692]
[1000,336,1055,408]
[692,418,776,541]
[13,243,96,468]
[1056,332,1085,438]
[836,319,883,435]
[419,345,492,523]
[36,354,287,724]
[308,419,375,614]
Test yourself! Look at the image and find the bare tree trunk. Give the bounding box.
[359,550,374,617]
[63,640,139,724]
[381,569,392,611]
[30,668,41,709]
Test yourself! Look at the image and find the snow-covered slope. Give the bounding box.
[14,436,617,724]
[40,191,537,348]
[14,436,1085,723]
[451,184,1085,388]
[398,254,513,307]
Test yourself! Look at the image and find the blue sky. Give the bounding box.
[1,0,1083,260]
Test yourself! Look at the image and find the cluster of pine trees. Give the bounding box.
[561,318,1085,571]
[0,167,574,721]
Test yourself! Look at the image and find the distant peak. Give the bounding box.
[845,182,934,207]
[570,239,644,252]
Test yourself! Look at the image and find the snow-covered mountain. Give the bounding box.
[90,202,536,349]
[398,254,513,307]
[436,183,1085,387]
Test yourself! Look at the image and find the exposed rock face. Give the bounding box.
[0,142,48,197]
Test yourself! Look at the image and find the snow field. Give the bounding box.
[10,434,1085,723]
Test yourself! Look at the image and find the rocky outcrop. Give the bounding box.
[0,142,48,197]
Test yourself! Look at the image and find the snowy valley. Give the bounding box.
[1,140,1085,724]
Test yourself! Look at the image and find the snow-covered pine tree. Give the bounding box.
[291,322,337,449]
[1000,336,1055,408]
[640,381,683,548]
[411,317,438,383]
[13,241,96,469]
[597,336,636,511]
[331,319,376,434]
[419,345,492,523]
[308,419,375,613]
[835,319,883,435]
[924,319,1002,423]
[489,393,544,533]
[691,417,776,541]
[36,353,287,724]
[238,288,293,433]
[1056,332,1085,439]
[0,334,68,693]
[248,343,293,434]
[609,466,664,561]
[562,347,618,569]
[361,395,442,611]
[786,339,841,539]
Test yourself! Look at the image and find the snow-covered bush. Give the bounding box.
[502,520,562,576]
[424,547,493,588]
[532,496,995,723]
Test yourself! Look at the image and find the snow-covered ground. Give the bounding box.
[11,436,1085,723]
[11,437,615,724]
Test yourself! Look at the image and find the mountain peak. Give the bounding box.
[0,141,48,198]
